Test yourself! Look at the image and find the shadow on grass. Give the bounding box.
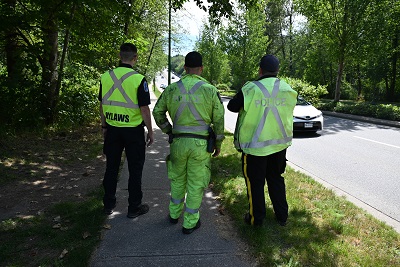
[211,153,340,266]
[0,189,105,266]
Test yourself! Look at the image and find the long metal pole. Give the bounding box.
[168,0,172,85]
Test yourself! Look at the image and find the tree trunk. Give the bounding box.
[357,64,362,99]
[388,29,398,101]
[144,32,158,75]
[124,0,134,36]
[56,3,77,95]
[288,3,294,76]
[4,0,18,83]
[41,18,59,125]
[334,56,344,102]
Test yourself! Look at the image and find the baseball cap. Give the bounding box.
[259,54,279,72]
[185,51,203,68]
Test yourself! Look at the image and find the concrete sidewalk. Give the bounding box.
[90,90,253,267]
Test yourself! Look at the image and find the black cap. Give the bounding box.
[185,51,203,68]
[259,54,279,72]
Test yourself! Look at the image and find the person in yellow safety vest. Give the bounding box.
[99,43,154,218]
[152,51,225,234]
[228,54,297,227]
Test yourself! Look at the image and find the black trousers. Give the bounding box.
[103,125,145,212]
[242,149,288,225]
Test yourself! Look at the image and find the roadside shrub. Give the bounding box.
[340,80,358,100]
[375,104,400,121]
[57,87,98,127]
[322,101,400,121]
[315,101,336,111]
[55,63,100,127]
[282,77,328,105]
[216,83,230,91]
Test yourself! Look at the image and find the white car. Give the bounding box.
[293,96,323,132]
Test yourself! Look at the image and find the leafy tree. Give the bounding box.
[219,4,269,90]
[296,0,372,102]
[171,55,184,76]
[195,21,230,85]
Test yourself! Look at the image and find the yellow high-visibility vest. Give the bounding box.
[101,67,144,127]
[234,78,297,156]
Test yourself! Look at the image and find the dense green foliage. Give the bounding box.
[195,0,399,105]
[282,77,328,105]
[1,0,399,132]
[170,55,185,76]
[0,0,171,130]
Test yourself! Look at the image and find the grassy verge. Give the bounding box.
[0,124,107,266]
[211,133,400,266]
[153,84,161,98]
[0,189,106,266]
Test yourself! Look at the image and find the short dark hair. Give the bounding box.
[185,51,203,68]
[119,43,137,61]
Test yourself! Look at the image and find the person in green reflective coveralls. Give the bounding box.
[153,51,225,234]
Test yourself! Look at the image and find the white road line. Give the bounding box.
[353,136,400,149]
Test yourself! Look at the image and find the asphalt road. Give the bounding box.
[155,70,180,90]
[221,97,400,232]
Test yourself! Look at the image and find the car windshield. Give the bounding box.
[296,97,310,106]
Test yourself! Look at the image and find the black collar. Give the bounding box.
[119,63,133,68]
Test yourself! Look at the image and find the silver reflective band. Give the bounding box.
[240,79,291,149]
[216,134,225,140]
[174,125,209,131]
[173,80,209,132]
[160,121,170,130]
[170,197,185,204]
[102,70,140,109]
[185,207,199,214]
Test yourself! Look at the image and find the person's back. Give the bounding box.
[233,77,297,156]
[228,54,297,227]
[153,51,224,234]
[161,74,221,136]
[99,43,153,218]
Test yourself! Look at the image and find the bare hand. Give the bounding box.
[146,132,154,147]
[102,128,107,140]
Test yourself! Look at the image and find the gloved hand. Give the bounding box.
[168,132,173,144]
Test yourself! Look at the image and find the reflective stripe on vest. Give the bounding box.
[173,80,209,132]
[102,70,140,109]
[239,79,292,149]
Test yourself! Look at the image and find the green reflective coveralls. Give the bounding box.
[153,74,225,229]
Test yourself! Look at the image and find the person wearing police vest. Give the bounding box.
[99,43,154,218]
[228,54,297,227]
[153,51,225,234]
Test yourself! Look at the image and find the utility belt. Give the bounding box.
[169,128,216,153]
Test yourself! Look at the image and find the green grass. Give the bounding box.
[0,189,106,267]
[2,126,399,266]
[153,84,162,98]
[211,133,400,266]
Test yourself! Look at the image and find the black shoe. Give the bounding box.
[244,213,262,227]
[127,204,149,218]
[169,215,179,224]
[103,206,115,215]
[244,213,251,225]
[182,220,201,234]
[277,220,287,227]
